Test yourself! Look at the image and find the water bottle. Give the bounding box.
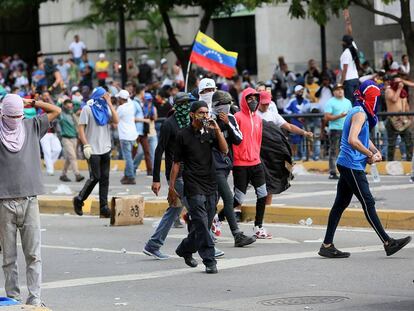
[371,163,381,183]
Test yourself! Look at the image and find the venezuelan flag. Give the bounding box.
[190,31,238,78]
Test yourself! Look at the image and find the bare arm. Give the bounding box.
[402,79,414,88]
[26,99,61,122]
[167,162,181,206]
[348,112,373,158]
[52,71,63,88]
[281,122,313,137]
[343,8,352,35]
[324,112,347,122]
[340,64,348,84]
[78,124,88,145]
[103,93,119,125]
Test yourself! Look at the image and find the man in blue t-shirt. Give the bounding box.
[318,80,411,259]
[324,83,352,179]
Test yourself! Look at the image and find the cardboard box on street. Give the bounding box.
[110,195,144,226]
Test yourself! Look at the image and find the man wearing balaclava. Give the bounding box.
[232,87,271,239]
[211,90,256,247]
[73,87,119,218]
[0,94,61,307]
[319,80,411,259]
[143,92,193,260]
[198,77,216,113]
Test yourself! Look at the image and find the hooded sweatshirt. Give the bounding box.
[233,87,262,167]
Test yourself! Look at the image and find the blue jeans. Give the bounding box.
[148,135,158,167]
[146,178,184,250]
[120,140,135,178]
[323,164,390,244]
[344,78,359,104]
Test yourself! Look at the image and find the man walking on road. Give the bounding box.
[169,101,228,274]
[0,94,61,307]
[73,87,119,217]
[143,92,192,260]
[319,80,411,258]
[324,83,352,180]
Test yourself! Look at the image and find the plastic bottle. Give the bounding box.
[371,163,381,183]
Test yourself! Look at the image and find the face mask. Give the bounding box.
[199,92,214,107]
[3,116,23,130]
[212,104,230,116]
[248,100,258,112]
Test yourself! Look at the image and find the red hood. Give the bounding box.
[240,87,260,115]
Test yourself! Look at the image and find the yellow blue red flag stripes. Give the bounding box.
[190,31,238,78]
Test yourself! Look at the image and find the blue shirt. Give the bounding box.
[133,99,144,136]
[337,106,370,171]
[324,97,352,130]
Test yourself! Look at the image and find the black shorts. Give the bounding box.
[233,164,267,204]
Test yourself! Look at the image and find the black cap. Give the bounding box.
[190,100,208,113]
[174,92,190,105]
[212,90,233,107]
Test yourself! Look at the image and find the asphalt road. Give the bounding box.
[42,170,414,210]
[1,214,413,311]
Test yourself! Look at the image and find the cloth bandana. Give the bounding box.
[89,87,110,126]
[174,102,191,128]
[0,94,26,152]
[354,80,381,130]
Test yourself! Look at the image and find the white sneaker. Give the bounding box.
[254,226,272,239]
[212,214,222,236]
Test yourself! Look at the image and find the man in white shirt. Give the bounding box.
[116,90,139,184]
[340,34,359,103]
[69,35,86,65]
[400,54,410,75]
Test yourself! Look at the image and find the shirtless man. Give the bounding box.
[385,75,412,161]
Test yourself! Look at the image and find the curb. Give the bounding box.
[38,197,414,230]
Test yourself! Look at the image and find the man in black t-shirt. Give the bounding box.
[169,101,228,274]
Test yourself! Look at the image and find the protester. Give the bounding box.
[143,92,192,260]
[0,94,61,307]
[211,90,256,247]
[318,80,411,258]
[56,58,70,87]
[73,87,119,217]
[324,83,352,179]
[315,75,333,111]
[303,59,321,83]
[198,78,217,112]
[385,75,413,161]
[95,53,110,87]
[58,99,84,182]
[232,88,271,238]
[117,89,139,185]
[169,100,228,274]
[400,54,410,75]
[143,92,158,168]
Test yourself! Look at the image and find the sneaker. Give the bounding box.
[254,226,273,239]
[73,196,83,216]
[211,214,222,236]
[384,236,412,256]
[235,210,242,223]
[205,264,218,274]
[328,173,339,180]
[121,176,136,185]
[143,245,169,260]
[100,205,111,218]
[59,175,71,182]
[75,174,85,182]
[234,232,256,247]
[214,247,225,258]
[318,244,351,258]
[173,218,184,228]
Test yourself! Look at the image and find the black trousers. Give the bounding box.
[78,152,111,208]
[176,194,217,267]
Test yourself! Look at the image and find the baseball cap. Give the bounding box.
[212,90,233,106]
[333,83,344,90]
[160,58,167,65]
[144,92,153,102]
[294,85,304,93]
[116,90,130,100]
[99,53,105,59]
[198,78,216,93]
[71,86,79,93]
[259,91,271,105]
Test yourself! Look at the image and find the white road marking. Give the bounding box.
[32,243,414,290]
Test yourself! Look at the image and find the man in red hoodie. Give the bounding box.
[233,87,271,239]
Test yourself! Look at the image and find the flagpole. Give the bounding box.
[184,61,192,93]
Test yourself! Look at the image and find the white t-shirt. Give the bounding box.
[340,48,359,80]
[69,41,86,58]
[117,100,138,141]
[257,107,286,128]
[318,87,333,111]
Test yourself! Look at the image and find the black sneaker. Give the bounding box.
[318,244,350,258]
[100,206,111,218]
[328,173,339,180]
[384,236,412,256]
[234,232,256,247]
[184,256,198,268]
[75,174,85,182]
[205,264,218,274]
[73,196,83,216]
[59,175,71,182]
